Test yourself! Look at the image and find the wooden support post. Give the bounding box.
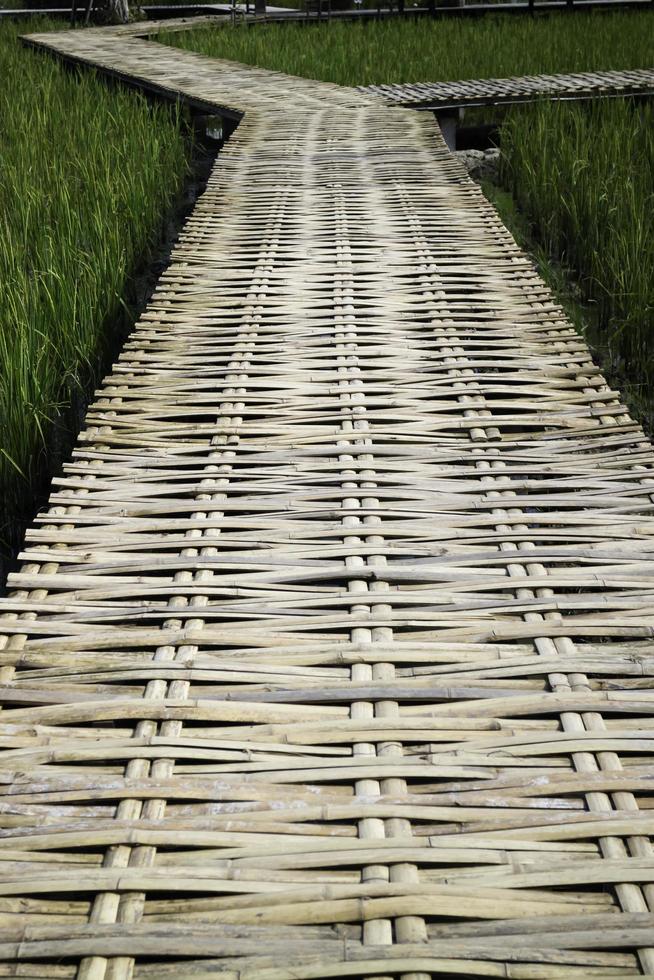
[255,0,266,13]
[436,110,459,151]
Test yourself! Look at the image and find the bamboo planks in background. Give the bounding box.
[360,66,654,109]
[1,23,654,979]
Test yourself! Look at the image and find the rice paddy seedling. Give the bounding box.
[499,97,654,397]
[162,10,654,85]
[0,19,190,569]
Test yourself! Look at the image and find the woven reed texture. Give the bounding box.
[2,22,654,979]
[361,67,654,109]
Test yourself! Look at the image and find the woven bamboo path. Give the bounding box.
[361,67,654,109]
[2,21,654,979]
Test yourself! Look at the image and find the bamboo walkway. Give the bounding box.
[2,21,654,980]
[361,66,654,109]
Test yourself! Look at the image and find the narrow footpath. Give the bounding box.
[1,22,654,978]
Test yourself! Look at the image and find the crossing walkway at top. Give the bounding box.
[361,66,654,109]
[2,18,654,980]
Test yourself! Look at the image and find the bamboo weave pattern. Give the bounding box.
[1,24,654,979]
[361,66,654,109]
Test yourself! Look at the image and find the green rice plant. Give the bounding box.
[0,20,191,567]
[162,10,654,86]
[499,98,654,395]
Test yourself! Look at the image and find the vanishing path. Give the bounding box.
[2,22,654,979]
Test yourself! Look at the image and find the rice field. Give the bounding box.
[500,97,654,401]
[161,10,654,84]
[0,19,191,569]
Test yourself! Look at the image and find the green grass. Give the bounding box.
[161,10,654,85]
[0,20,191,564]
[482,173,654,431]
[498,97,654,418]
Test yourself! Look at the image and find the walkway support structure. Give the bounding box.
[2,21,654,979]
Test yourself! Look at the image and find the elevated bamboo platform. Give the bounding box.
[2,20,654,979]
[361,66,654,109]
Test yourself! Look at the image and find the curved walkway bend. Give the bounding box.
[2,21,654,979]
